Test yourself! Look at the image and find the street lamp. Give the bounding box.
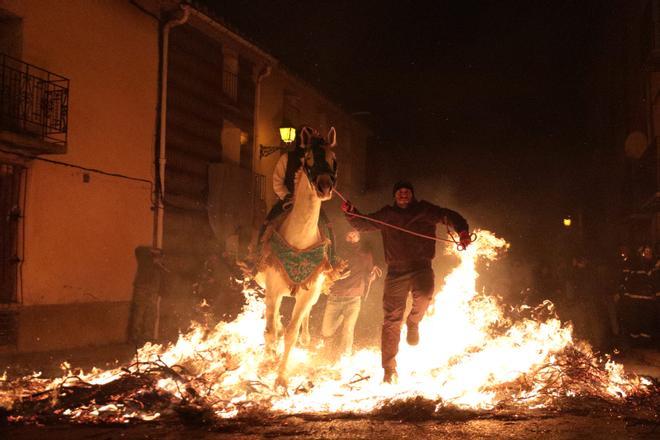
[260,126,296,158]
[279,126,296,144]
[563,217,572,227]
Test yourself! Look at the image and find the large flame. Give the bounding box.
[1,230,651,422]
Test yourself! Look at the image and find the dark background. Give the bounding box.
[206,0,618,261]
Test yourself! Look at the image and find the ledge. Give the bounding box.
[0,129,66,155]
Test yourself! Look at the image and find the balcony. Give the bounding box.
[221,68,255,119]
[0,53,69,154]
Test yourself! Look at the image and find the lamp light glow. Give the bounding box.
[279,127,296,144]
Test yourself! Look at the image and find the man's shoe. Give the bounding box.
[406,324,419,346]
[383,368,398,384]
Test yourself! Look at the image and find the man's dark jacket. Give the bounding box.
[346,200,468,271]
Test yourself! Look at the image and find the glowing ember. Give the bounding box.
[0,230,652,422]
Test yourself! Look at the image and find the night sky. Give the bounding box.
[207,0,614,258]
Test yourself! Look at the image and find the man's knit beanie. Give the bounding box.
[392,180,414,196]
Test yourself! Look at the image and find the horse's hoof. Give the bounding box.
[262,349,276,362]
[275,375,289,391]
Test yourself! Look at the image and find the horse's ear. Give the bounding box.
[300,126,313,148]
[327,127,337,147]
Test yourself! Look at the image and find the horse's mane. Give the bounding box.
[292,167,303,194]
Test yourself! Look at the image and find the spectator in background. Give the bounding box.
[604,245,633,340]
[563,255,600,343]
[619,245,658,347]
[128,247,165,345]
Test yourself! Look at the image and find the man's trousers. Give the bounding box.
[321,295,362,358]
[381,267,434,370]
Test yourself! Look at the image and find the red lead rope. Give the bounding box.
[332,188,475,250]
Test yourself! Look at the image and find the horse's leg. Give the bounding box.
[299,311,311,347]
[264,270,287,354]
[273,292,284,341]
[265,292,283,354]
[299,286,323,347]
[277,285,323,387]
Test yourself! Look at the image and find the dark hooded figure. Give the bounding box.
[128,246,164,344]
[342,181,470,383]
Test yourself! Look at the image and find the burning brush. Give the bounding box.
[0,230,657,425]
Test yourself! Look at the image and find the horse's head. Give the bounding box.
[299,126,338,201]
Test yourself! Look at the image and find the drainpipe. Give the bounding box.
[252,64,272,172]
[252,64,272,224]
[154,5,191,250]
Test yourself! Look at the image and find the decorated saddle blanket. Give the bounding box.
[257,215,340,292]
[267,229,331,285]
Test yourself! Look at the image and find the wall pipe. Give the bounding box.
[252,65,272,173]
[154,4,190,250]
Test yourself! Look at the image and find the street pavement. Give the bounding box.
[1,343,659,439]
[614,348,660,379]
[1,413,659,439]
[0,342,136,378]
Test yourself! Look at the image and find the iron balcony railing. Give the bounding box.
[0,53,69,147]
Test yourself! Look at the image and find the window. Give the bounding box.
[0,10,22,58]
[222,52,239,102]
[223,69,238,102]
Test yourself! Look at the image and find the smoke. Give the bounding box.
[321,169,584,348]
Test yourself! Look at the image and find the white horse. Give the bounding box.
[254,127,339,388]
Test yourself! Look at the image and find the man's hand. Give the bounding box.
[459,230,472,249]
[341,200,356,214]
[369,265,383,282]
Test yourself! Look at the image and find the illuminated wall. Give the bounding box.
[0,0,158,350]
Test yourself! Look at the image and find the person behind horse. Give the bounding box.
[321,230,382,360]
[341,181,471,383]
[255,126,338,265]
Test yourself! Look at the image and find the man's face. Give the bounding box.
[394,188,413,208]
[345,230,360,243]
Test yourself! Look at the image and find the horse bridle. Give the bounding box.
[301,138,338,193]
